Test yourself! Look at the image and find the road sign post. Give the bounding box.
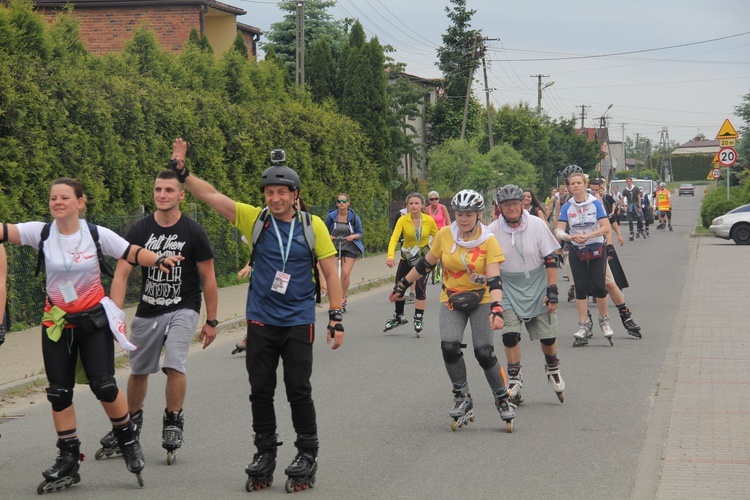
[715,120,739,201]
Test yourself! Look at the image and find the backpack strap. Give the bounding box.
[34,222,53,277]
[35,221,114,278]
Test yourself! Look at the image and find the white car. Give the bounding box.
[709,204,750,245]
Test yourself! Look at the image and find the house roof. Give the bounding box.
[237,22,262,36]
[388,71,442,87]
[577,127,609,143]
[31,0,246,16]
[672,139,720,156]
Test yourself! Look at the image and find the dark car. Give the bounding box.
[678,183,695,196]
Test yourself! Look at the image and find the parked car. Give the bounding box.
[678,183,695,196]
[709,204,750,245]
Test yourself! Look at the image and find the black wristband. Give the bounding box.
[328,308,343,322]
[154,255,166,269]
[490,301,504,319]
[546,284,559,304]
[168,159,190,183]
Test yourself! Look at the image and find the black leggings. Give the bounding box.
[396,259,428,300]
[42,325,116,391]
[246,322,316,436]
[569,250,608,300]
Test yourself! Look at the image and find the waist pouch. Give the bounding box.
[574,243,604,262]
[445,288,485,312]
[401,245,429,267]
[66,304,108,334]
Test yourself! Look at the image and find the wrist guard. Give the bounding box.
[168,158,190,183]
[606,244,615,258]
[327,322,344,339]
[154,255,167,269]
[328,308,343,322]
[546,284,559,304]
[0,323,5,346]
[393,276,411,298]
[489,301,504,320]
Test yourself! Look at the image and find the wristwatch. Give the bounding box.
[205,319,219,328]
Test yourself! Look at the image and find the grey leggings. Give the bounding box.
[439,302,506,395]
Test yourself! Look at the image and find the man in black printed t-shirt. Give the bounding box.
[100,169,218,463]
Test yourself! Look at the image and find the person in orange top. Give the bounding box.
[655,182,673,231]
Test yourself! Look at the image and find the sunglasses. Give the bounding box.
[429,198,439,201]
[337,199,348,203]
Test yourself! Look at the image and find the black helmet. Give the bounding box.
[561,164,583,180]
[451,189,484,212]
[495,185,524,205]
[260,165,301,192]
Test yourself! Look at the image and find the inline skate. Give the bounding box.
[231,334,247,355]
[413,313,424,338]
[163,408,184,465]
[573,317,593,347]
[567,285,575,302]
[115,421,145,487]
[545,363,565,403]
[599,315,614,346]
[244,433,282,492]
[494,387,516,433]
[383,313,408,332]
[619,307,642,338]
[449,390,475,431]
[284,435,318,493]
[95,410,142,460]
[37,438,82,494]
[506,367,523,405]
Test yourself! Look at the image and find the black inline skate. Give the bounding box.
[449,390,475,431]
[284,434,318,493]
[244,433,282,492]
[413,313,424,338]
[567,285,574,302]
[619,307,642,339]
[494,387,516,433]
[231,334,246,355]
[162,408,184,465]
[115,421,145,487]
[95,410,142,460]
[37,438,83,495]
[383,313,408,332]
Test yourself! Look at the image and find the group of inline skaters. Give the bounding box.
[381,164,655,434]
[0,140,673,493]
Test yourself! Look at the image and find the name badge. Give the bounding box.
[469,273,486,285]
[59,281,78,303]
[271,271,291,294]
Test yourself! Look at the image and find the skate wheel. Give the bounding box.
[37,480,48,495]
[136,472,144,488]
[608,338,614,347]
[231,348,238,355]
[285,477,294,493]
[94,448,105,460]
[506,420,514,433]
[557,392,565,403]
[450,420,458,431]
[469,416,475,423]
[245,478,252,492]
[167,451,175,465]
[309,476,315,488]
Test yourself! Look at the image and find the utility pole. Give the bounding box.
[634,133,640,177]
[577,104,590,129]
[531,74,551,115]
[658,127,671,181]
[460,35,480,141]
[482,38,496,149]
[295,1,305,89]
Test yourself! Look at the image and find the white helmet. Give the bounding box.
[451,189,484,212]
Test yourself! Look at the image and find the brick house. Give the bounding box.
[28,0,261,58]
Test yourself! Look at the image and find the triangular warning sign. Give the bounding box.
[712,153,720,165]
[707,170,716,180]
[716,119,739,139]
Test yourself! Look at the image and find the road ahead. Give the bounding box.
[0,193,705,499]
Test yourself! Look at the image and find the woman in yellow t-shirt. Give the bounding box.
[384,193,438,336]
[388,190,517,433]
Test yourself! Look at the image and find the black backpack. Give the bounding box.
[34,221,114,278]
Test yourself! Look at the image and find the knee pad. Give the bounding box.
[89,375,118,403]
[440,341,464,364]
[46,385,74,412]
[474,345,498,370]
[540,338,557,346]
[501,332,521,348]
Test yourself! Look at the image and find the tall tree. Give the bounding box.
[306,36,336,102]
[429,0,482,145]
[260,0,348,83]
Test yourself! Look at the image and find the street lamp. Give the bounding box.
[602,104,614,181]
[537,80,555,115]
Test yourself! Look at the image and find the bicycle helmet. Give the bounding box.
[260,165,301,192]
[451,189,484,212]
[495,185,524,205]
[561,164,583,180]
[659,182,667,187]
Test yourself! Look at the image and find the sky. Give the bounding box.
[234,0,750,146]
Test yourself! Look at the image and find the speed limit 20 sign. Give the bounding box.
[718,147,737,167]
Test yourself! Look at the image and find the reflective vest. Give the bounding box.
[656,189,671,211]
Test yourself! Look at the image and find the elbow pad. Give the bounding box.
[544,254,557,268]
[414,258,434,276]
[487,275,502,292]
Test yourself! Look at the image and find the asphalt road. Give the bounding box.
[0,192,703,499]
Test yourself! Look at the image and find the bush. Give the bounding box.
[700,187,746,227]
